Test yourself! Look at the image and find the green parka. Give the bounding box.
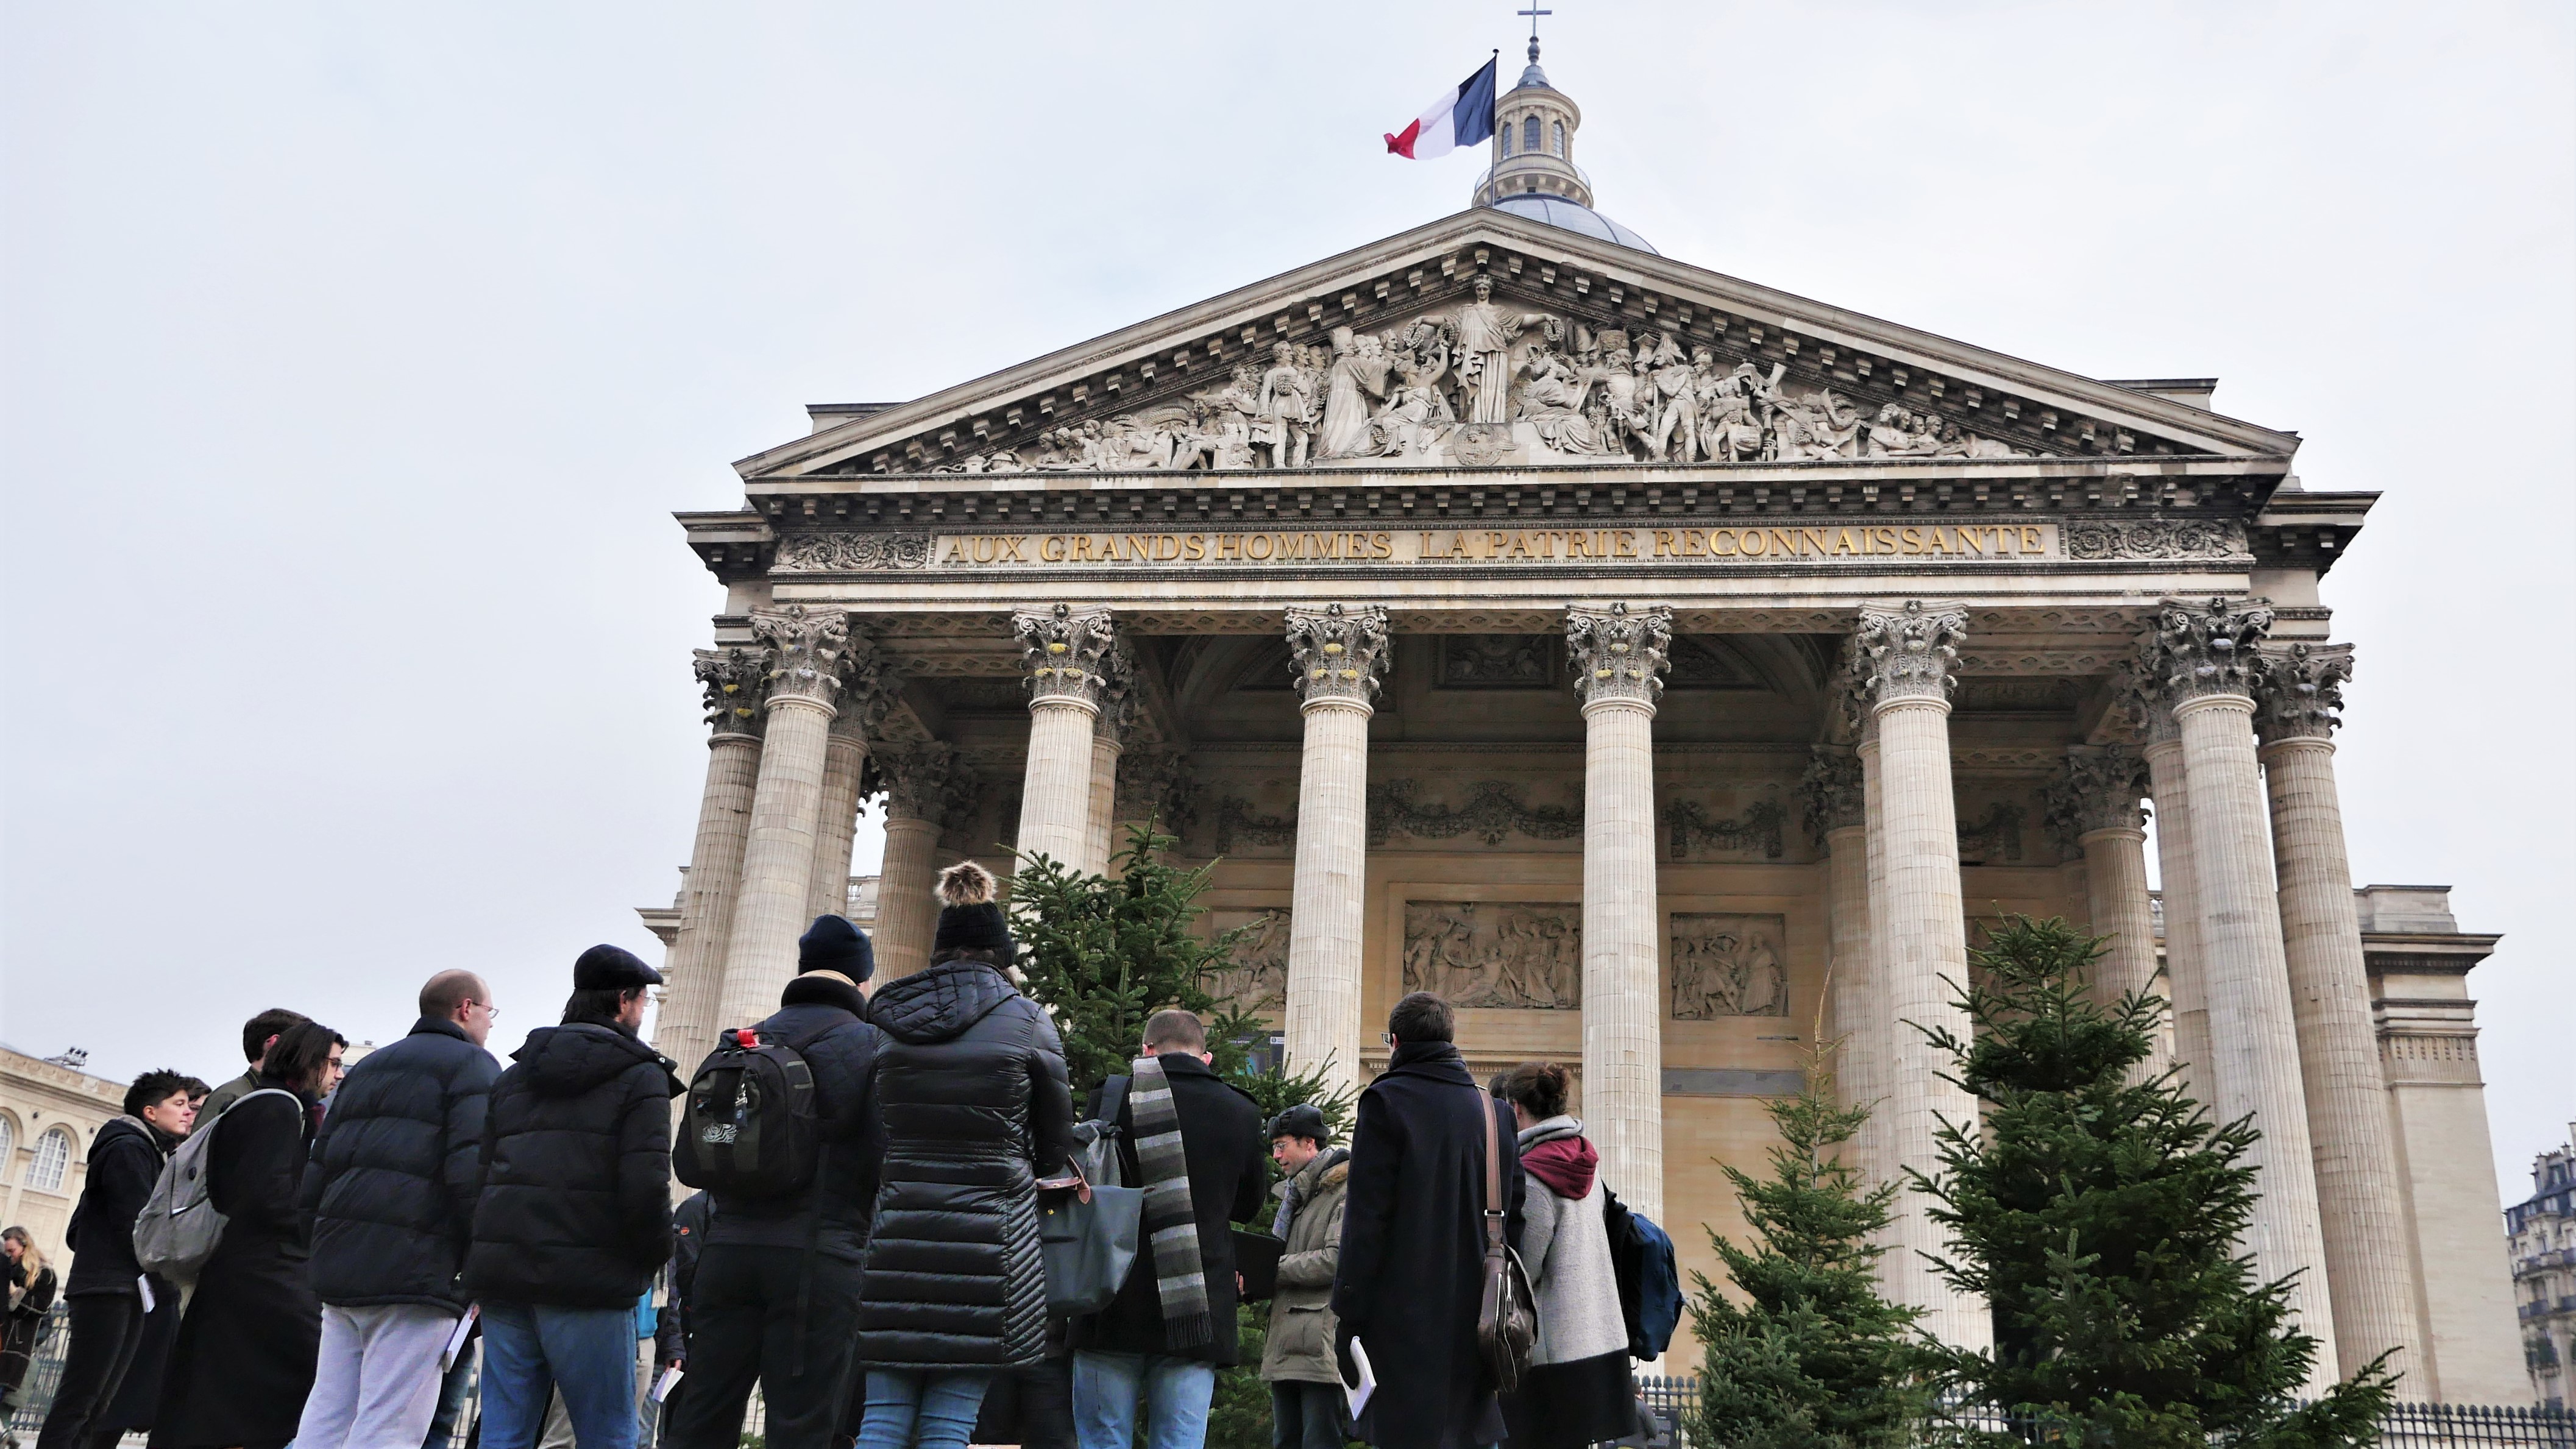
[1260,1147,1350,1386]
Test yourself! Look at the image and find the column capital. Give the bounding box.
[694,645,774,739]
[2255,642,2354,746]
[1013,604,1119,710]
[1286,603,1390,708]
[873,742,957,823]
[1800,746,1865,842]
[2044,745,2151,860]
[829,637,904,743]
[1093,639,1140,745]
[1850,600,1968,712]
[1566,601,1672,710]
[1116,747,1200,838]
[750,604,853,710]
[2140,596,2274,711]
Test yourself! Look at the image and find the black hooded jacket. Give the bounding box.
[465,1019,684,1309]
[701,974,886,1261]
[303,1016,502,1310]
[65,1116,176,1297]
[854,961,1076,1371]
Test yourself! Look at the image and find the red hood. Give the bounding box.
[1522,1133,1597,1200]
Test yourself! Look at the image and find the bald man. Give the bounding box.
[294,969,503,1449]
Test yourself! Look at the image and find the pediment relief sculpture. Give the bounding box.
[1402,901,1582,1010]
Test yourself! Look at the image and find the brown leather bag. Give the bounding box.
[1475,1091,1539,1392]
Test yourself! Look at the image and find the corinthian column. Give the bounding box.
[2145,598,2338,1383]
[2259,642,2423,1386]
[1854,715,1895,1197]
[2044,746,2162,1071]
[805,645,897,921]
[2131,679,2213,1106]
[1802,747,1878,1135]
[652,645,771,1065]
[870,743,957,983]
[1085,650,1135,876]
[1282,603,1389,1098]
[1850,599,1989,1350]
[1567,603,1672,1224]
[716,605,852,1028]
[1011,604,1118,871]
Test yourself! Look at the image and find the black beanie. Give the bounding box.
[931,862,1016,966]
[1267,1103,1331,1146]
[798,915,875,983]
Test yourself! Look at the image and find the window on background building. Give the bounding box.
[0,1115,13,1181]
[1502,121,1514,157]
[1523,115,1541,154]
[26,1127,71,1192]
[1553,119,1566,155]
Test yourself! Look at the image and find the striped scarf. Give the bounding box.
[1128,1055,1214,1348]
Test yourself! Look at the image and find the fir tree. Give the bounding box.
[1688,1060,1931,1449]
[1912,915,2395,1448]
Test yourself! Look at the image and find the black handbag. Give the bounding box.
[1475,1093,1539,1392]
[1037,1158,1143,1317]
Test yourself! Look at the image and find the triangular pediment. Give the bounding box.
[739,210,2296,482]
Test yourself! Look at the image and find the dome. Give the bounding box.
[1489,192,1658,255]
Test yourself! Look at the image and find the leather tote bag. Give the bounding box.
[1037,1158,1144,1317]
[1475,1093,1539,1392]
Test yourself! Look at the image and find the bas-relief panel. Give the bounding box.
[1669,913,1790,1020]
[1205,907,1289,1017]
[1402,901,1582,1010]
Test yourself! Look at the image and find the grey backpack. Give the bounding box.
[133,1088,294,1301]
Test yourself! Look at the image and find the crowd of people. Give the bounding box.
[16,859,1659,1449]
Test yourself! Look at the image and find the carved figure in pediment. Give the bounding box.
[1592,349,1658,458]
[1512,347,1614,455]
[1864,403,1944,458]
[1769,388,1865,460]
[1318,327,1396,459]
[1638,332,1702,462]
[1366,320,1458,458]
[1254,341,1320,469]
[1695,355,1769,462]
[1453,277,1558,425]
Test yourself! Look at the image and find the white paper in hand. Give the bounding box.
[653,1366,684,1404]
[1343,1336,1377,1418]
[136,1277,155,1314]
[440,1305,480,1373]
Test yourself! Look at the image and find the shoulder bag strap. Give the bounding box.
[1481,1092,1505,1253]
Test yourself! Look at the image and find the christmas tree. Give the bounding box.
[1912,915,2394,1447]
[1688,1059,1930,1449]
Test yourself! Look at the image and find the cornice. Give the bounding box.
[736,210,2297,481]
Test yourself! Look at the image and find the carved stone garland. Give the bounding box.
[750,604,853,706]
[1667,799,1787,860]
[1285,603,1391,706]
[1368,779,1581,848]
[1566,602,1673,707]
[694,645,774,737]
[1012,603,1121,707]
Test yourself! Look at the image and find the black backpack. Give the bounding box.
[672,1026,821,1199]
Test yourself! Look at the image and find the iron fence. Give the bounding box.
[1631,1373,2576,1448]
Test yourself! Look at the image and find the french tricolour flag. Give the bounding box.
[1383,54,1498,160]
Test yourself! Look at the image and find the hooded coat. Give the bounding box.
[1260,1147,1350,1386]
[303,1016,500,1311]
[1497,1114,1633,1449]
[854,961,1075,1371]
[65,1116,176,1297]
[151,1083,321,1449]
[464,1019,684,1309]
[1330,1040,1525,1449]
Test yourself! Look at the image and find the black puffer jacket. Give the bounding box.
[856,962,1076,1370]
[465,1019,683,1309]
[303,1016,500,1310]
[65,1116,175,1297]
[701,978,884,1261]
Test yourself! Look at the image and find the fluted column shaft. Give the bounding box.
[2141,739,2210,1102]
[1580,693,1664,1222]
[2080,826,2162,1054]
[1018,700,1099,868]
[656,731,762,1063]
[1285,696,1371,1096]
[1085,732,1123,876]
[805,730,869,919]
[875,814,942,982]
[719,692,838,1027]
[2263,685,2422,1383]
[1822,829,1873,1100]
[1855,736,1894,1196]
[2177,690,2339,1383]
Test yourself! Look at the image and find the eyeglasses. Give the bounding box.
[471,1001,500,1020]
[1379,1033,1397,1044]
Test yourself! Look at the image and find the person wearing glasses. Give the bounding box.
[293,971,503,1449]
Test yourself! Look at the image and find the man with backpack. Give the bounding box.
[466,944,684,1449]
[294,970,501,1449]
[200,1008,313,1119]
[665,916,883,1449]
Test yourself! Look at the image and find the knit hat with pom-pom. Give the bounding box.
[931,862,1015,965]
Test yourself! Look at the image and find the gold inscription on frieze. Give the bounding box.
[932,524,2057,567]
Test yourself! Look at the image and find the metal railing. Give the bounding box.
[1633,1373,2576,1448]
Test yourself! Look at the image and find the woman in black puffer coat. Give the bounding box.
[853,863,1074,1449]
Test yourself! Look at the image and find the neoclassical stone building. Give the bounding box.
[647,56,2527,1401]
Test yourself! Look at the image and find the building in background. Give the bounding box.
[0,1046,124,1267]
[2510,1127,2576,1408]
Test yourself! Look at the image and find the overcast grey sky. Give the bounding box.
[4,2,2569,1202]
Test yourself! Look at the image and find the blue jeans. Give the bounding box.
[477,1302,640,1449]
[854,1370,991,1449]
[1070,1352,1215,1449]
